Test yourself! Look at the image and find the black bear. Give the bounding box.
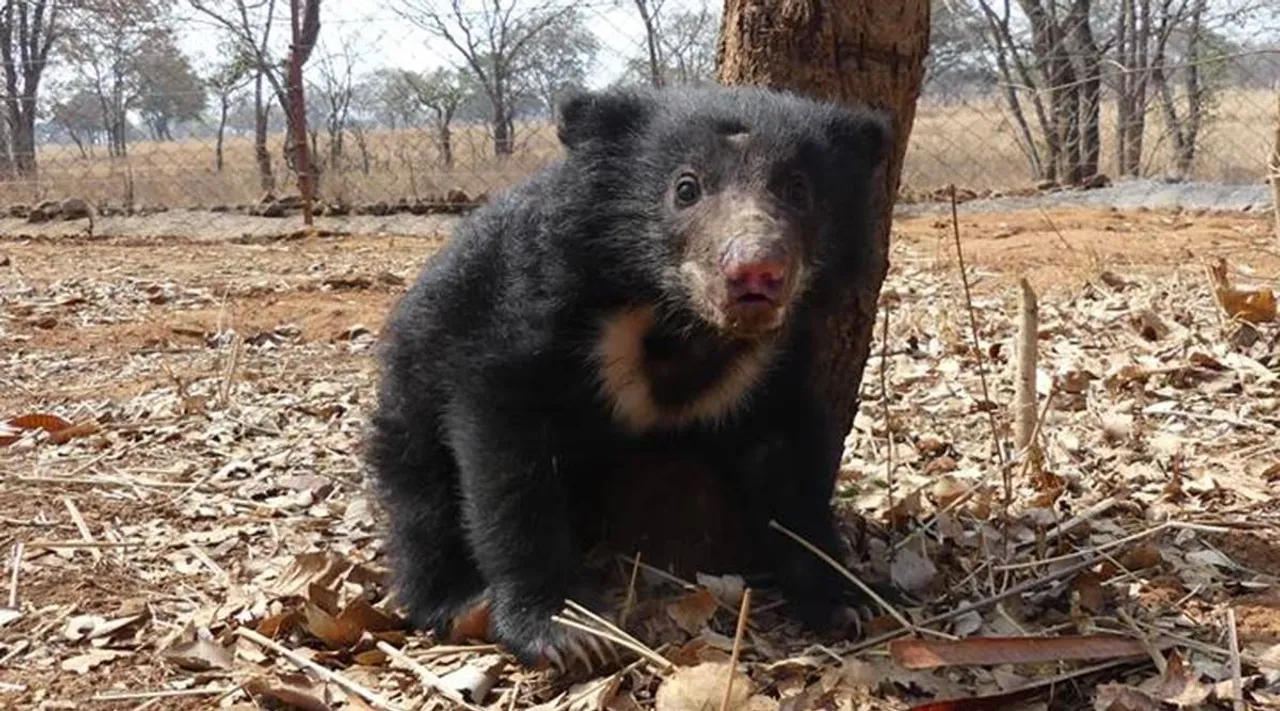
[366,83,892,673]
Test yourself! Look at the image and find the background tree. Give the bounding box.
[206,44,254,172]
[309,31,359,172]
[49,87,100,158]
[366,67,424,130]
[187,0,321,189]
[0,0,63,178]
[393,0,570,156]
[133,33,206,141]
[402,67,469,169]
[61,0,175,158]
[717,0,930,472]
[621,0,718,87]
[516,7,599,118]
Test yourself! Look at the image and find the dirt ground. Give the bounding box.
[2,204,1279,710]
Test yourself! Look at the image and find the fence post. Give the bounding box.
[289,0,315,226]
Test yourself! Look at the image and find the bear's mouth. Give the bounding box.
[733,292,776,307]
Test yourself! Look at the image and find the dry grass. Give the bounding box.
[907,88,1278,189]
[0,88,1274,208]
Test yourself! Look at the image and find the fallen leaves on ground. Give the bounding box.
[2,212,1279,709]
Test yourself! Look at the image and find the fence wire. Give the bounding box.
[0,0,1276,224]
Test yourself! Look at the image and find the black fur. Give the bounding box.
[367,83,892,668]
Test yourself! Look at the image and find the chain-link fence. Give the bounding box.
[0,0,1276,221]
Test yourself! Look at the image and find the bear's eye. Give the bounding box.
[783,171,812,211]
[673,173,702,207]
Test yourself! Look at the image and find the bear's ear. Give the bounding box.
[825,107,893,171]
[556,88,657,151]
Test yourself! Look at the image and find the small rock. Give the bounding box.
[446,188,470,204]
[0,253,10,267]
[260,201,287,218]
[59,197,91,220]
[31,315,58,329]
[1080,173,1111,189]
[27,200,59,223]
[210,204,230,213]
[8,203,28,218]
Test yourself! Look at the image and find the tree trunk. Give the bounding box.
[10,103,36,177]
[717,0,929,459]
[635,0,664,86]
[216,97,229,173]
[1068,0,1101,179]
[437,118,454,169]
[254,73,275,192]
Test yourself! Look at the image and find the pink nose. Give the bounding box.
[724,259,786,302]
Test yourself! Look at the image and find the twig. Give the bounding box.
[1227,608,1244,711]
[949,185,1007,472]
[719,587,752,711]
[25,539,141,549]
[768,519,913,631]
[235,627,406,711]
[17,475,190,489]
[7,543,22,609]
[614,553,756,625]
[1019,496,1120,553]
[217,332,243,409]
[1013,277,1040,472]
[551,614,673,673]
[879,298,895,519]
[374,639,489,711]
[620,550,641,629]
[62,497,100,563]
[562,599,675,672]
[92,688,233,702]
[845,554,1103,654]
[1116,607,1167,675]
[995,521,1230,571]
[187,544,230,585]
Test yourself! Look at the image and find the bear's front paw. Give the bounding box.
[490,595,626,677]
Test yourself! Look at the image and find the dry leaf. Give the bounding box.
[1095,682,1167,711]
[269,551,355,599]
[1207,257,1277,324]
[667,587,719,635]
[61,648,132,674]
[930,475,968,509]
[0,412,75,446]
[162,635,234,672]
[561,671,625,711]
[1119,545,1163,570]
[890,545,939,594]
[889,634,1148,670]
[696,573,746,609]
[1139,650,1211,707]
[1073,570,1107,614]
[243,673,335,711]
[655,661,755,711]
[439,654,507,704]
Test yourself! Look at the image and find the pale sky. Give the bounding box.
[171,0,698,89]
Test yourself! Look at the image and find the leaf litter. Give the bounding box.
[1,210,1279,709]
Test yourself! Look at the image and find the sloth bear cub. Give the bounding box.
[367,83,892,673]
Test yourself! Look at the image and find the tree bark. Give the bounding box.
[717,0,929,455]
